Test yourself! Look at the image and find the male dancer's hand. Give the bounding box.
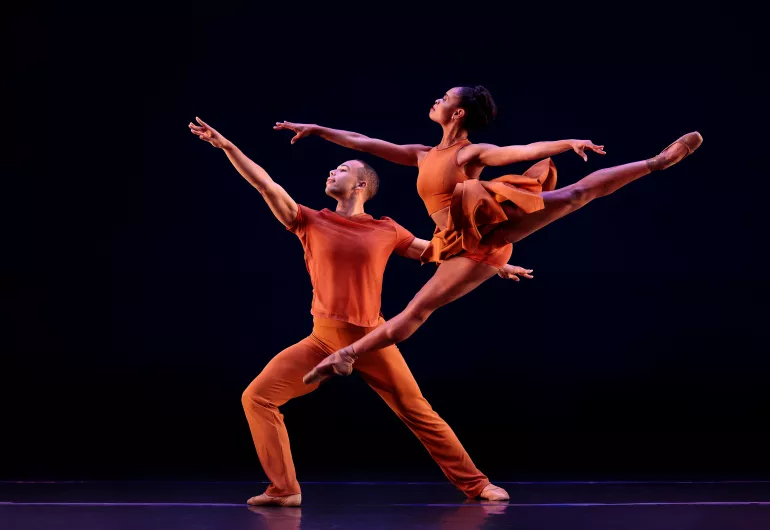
[273,121,315,144]
[189,117,230,149]
[497,265,534,281]
[569,140,606,161]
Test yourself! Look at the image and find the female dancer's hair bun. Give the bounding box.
[459,85,498,131]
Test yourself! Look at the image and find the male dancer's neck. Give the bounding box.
[334,196,366,218]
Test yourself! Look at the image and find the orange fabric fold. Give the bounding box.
[420,158,557,264]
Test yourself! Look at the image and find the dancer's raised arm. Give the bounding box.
[458,139,606,167]
[190,117,298,228]
[275,121,430,167]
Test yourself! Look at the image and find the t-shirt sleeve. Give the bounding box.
[383,217,416,256]
[286,204,311,236]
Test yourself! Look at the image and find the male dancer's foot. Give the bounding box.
[647,132,703,171]
[479,483,510,501]
[247,492,302,507]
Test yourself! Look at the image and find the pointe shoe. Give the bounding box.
[479,483,510,501]
[246,492,302,507]
[647,131,703,171]
[302,347,358,385]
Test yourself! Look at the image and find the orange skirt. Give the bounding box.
[420,158,557,269]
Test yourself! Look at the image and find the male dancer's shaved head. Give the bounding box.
[354,159,379,200]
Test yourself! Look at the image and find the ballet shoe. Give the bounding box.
[647,131,703,171]
[302,347,358,385]
[246,492,302,507]
[479,483,510,501]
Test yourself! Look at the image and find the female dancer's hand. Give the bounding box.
[189,117,229,149]
[497,265,534,281]
[569,140,606,161]
[273,121,315,144]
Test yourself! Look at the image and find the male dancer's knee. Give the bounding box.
[396,394,436,423]
[241,385,271,413]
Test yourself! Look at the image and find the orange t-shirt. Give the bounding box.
[288,205,416,327]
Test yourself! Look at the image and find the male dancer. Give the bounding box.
[189,117,530,505]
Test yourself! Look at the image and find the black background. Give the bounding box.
[4,2,768,482]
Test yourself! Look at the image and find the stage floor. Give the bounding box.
[2,480,769,529]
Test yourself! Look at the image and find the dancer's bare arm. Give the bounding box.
[190,117,298,228]
[401,237,431,260]
[274,121,430,167]
[402,238,533,281]
[459,139,606,167]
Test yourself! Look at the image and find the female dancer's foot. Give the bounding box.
[479,483,510,501]
[647,131,703,171]
[247,492,302,507]
[302,347,358,385]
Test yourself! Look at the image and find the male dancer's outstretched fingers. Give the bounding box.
[497,265,534,281]
[273,121,313,144]
[188,121,206,137]
[189,117,228,148]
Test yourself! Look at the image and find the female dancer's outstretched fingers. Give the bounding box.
[273,121,313,144]
[587,142,606,155]
[570,140,605,161]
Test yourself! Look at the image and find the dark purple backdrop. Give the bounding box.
[4,3,767,481]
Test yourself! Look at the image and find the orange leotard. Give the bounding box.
[416,140,557,269]
[417,139,473,215]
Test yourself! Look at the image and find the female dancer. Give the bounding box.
[273,86,702,384]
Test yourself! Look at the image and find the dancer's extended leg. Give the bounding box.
[303,132,702,385]
[356,339,507,499]
[499,132,702,243]
[242,337,326,505]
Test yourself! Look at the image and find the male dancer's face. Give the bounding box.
[325,160,366,200]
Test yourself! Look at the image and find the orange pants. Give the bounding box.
[242,317,489,498]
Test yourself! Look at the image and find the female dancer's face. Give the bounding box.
[429,87,464,125]
[325,160,366,199]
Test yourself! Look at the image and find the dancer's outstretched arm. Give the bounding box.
[459,139,606,167]
[274,121,430,167]
[190,117,298,228]
[401,238,532,281]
